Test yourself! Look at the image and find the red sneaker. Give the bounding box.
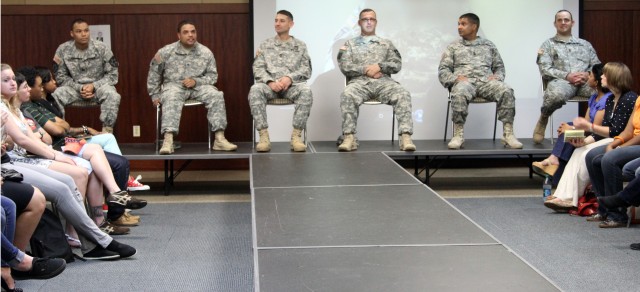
[127,175,150,191]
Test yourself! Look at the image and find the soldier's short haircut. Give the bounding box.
[359,8,375,19]
[603,62,634,93]
[555,9,573,21]
[277,10,294,21]
[70,18,88,30]
[177,20,196,33]
[460,13,480,29]
[15,66,39,88]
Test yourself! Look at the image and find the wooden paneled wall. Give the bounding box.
[583,0,640,93]
[1,4,253,146]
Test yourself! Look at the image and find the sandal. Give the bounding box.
[543,197,576,212]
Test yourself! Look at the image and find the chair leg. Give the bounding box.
[252,120,256,148]
[156,105,161,152]
[207,123,212,150]
[391,112,396,145]
[444,100,451,141]
[493,103,498,141]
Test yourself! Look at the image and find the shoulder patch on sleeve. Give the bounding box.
[255,49,262,57]
[339,46,347,51]
[109,56,119,68]
[53,55,62,65]
[153,53,163,64]
[538,49,544,55]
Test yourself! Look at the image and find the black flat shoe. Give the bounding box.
[631,243,640,250]
[597,195,630,209]
[1,278,23,292]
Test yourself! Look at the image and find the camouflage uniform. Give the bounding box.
[52,39,121,127]
[537,35,600,116]
[250,36,313,130]
[338,35,413,135]
[147,41,228,135]
[438,37,515,124]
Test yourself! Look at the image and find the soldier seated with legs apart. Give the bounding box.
[438,13,522,149]
[337,8,415,152]
[249,10,313,152]
[52,18,121,134]
[148,20,237,154]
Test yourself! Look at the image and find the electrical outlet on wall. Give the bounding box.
[133,125,140,137]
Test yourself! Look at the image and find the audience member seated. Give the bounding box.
[585,95,640,228]
[148,20,237,154]
[2,63,137,259]
[29,65,150,193]
[597,162,640,250]
[544,62,636,212]
[4,68,135,235]
[1,196,66,291]
[52,18,121,133]
[0,178,45,251]
[337,8,415,152]
[532,63,610,179]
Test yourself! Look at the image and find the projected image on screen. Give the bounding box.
[254,0,579,141]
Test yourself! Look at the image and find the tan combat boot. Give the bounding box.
[256,129,271,152]
[448,123,464,149]
[400,133,416,151]
[159,132,174,154]
[102,126,113,133]
[532,115,549,144]
[338,134,357,151]
[290,128,306,152]
[502,123,523,149]
[213,131,238,151]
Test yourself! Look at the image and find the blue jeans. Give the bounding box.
[620,174,640,206]
[1,196,24,267]
[586,145,640,222]
[622,157,640,180]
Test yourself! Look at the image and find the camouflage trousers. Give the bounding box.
[450,80,516,124]
[248,83,313,130]
[53,84,121,127]
[340,79,413,135]
[541,79,594,117]
[159,83,228,135]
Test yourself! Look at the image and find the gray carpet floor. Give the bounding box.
[16,203,254,292]
[14,198,640,291]
[449,197,640,292]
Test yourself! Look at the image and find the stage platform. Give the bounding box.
[120,138,553,194]
[251,152,558,291]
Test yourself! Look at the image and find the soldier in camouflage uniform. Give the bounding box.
[533,10,600,144]
[148,20,236,154]
[337,8,415,152]
[250,10,313,152]
[438,13,522,149]
[52,18,121,133]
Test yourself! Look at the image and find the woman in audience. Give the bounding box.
[1,195,66,291]
[544,62,636,211]
[3,65,133,232]
[532,63,610,179]
[2,64,136,259]
[584,94,640,227]
[0,170,46,252]
[19,66,150,194]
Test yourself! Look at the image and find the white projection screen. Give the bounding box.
[253,0,581,142]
